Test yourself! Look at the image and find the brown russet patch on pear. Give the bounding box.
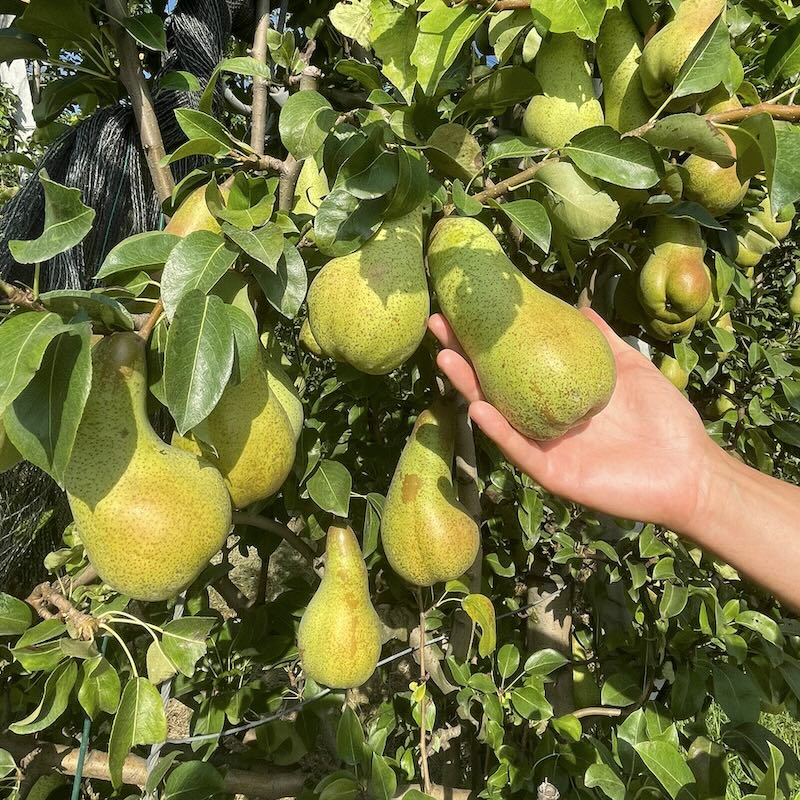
[402,474,422,503]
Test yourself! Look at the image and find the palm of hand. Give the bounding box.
[429,309,713,531]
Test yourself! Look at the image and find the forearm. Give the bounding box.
[683,444,800,609]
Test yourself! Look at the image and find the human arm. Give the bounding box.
[429,310,800,608]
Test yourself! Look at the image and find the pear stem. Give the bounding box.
[99,623,139,678]
[137,299,164,342]
[415,589,432,796]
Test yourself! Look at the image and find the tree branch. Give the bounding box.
[26,582,98,640]
[0,278,45,311]
[231,512,319,567]
[471,163,547,204]
[249,0,271,155]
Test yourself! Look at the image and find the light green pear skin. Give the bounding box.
[65,333,232,601]
[659,355,689,391]
[790,284,800,318]
[264,354,303,441]
[683,131,748,217]
[694,267,716,324]
[640,0,726,110]
[165,183,225,236]
[299,317,327,358]
[596,6,653,132]
[638,217,710,324]
[0,416,21,473]
[522,33,604,148]
[427,217,616,441]
[644,315,696,342]
[381,402,479,587]
[754,197,795,242]
[735,224,776,268]
[200,346,298,508]
[297,525,382,689]
[307,208,429,375]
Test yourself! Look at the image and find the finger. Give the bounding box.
[579,307,633,357]
[427,314,467,358]
[437,350,484,404]
[468,401,549,482]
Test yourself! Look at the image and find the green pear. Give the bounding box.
[682,132,749,217]
[640,0,726,110]
[307,208,429,374]
[264,353,304,441]
[65,333,231,601]
[186,344,299,509]
[299,317,326,357]
[426,123,484,184]
[644,315,696,342]
[522,33,604,148]
[293,154,328,216]
[297,524,382,688]
[427,217,616,441]
[165,182,225,236]
[597,6,653,132]
[790,284,800,318]
[638,217,710,323]
[0,416,21,473]
[535,161,620,240]
[753,196,795,242]
[658,355,689,391]
[694,265,715,324]
[734,224,776,268]
[381,401,479,586]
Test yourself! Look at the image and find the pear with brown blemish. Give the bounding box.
[65,333,231,601]
[381,401,479,586]
[297,525,382,688]
[427,217,616,440]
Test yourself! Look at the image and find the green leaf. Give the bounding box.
[160,70,201,92]
[307,459,352,517]
[0,151,36,169]
[601,670,641,706]
[10,659,78,734]
[96,232,181,280]
[122,13,166,51]
[511,681,553,720]
[78,656,121,719]
[330,0,373,48]
[16,0,97,46]
[161,617,214,677]
[497,644,520,679]
[335,58,383,91]
[462,593,496,657]
[368,752,397,800]
[40,290,133,331]
[493,199,551,252]
[336,706,366,766]
[670,15,731,103]
[162,137,228,165]
[0,27,47,61]
[523,648,568,675]
[641,114,735,166]
[0,311,69,417]
[174,109,251,155]
[370,0,417,103]
[108,678,168,790]
[764,17,800,83]
[772,420,800,449]
[634,741,697,800]
[4,324,92,482]
[585,763,626,800]
[206,175,276,231]
[711,663,761,723]
[163,762,224,800]
[0,592,33,635]
[9,171,95,263]
[279,91,337,160]
[314,187,388,257]
[0,748,15,781]
[335,140,398,201]
[223,222,284,271]
[164,291,234,435]
[385,146,428,219]
[735,610,785,647]
[252,241,307,319]
[146,639,177,685]
[452,180,482,216]
[160,230,238,320]
[533,0,606,41]
[564,127,662,189]
[486,135,547,165]
[411,2,486,96]
[452,66,538,119]
[659,584,689,619]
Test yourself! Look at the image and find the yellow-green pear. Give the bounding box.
[638,217,710,323]
[640,0,726,109]
[428,217,616,440]
[426,123,484,184]
[658,355,689,391]
[192,344,298,508]
[682,132,749,217]
[381,401,479,587]
[644,315,696,342]
[753,197,795,242]
[292,154,328,216]
[790,284,800,317]
[297,525,382,688]
[307,208,429,375]
[299,318,326,357]
[165,182,225,236]
[694,266,715,324]
[264,354,303,441]
[734,224,776,268]
[65,333,231,601]
[523,33,604,148]
[0,416,21,473]
[597,6,653,132]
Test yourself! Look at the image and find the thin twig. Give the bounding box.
[416,590,432,796]
[26,582,98,640]
[0,278,45,311]
[231,512,318,566]
[249,0,271,155]
[471,163,546,204]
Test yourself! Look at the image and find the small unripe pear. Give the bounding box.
[658,355,689,391]
[790,284,800,318]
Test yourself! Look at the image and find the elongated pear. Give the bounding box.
[298,525,382,688]
[188,344,299,508]
[0,416,21,473]
[597,6,653,131]
[381,401,479,586]
[658,355,689,391]
[638,218,710,323]
[523,33,604,148]
[65,333,231,601]
[753,196,795,242]
[640,0,725,109]
[165,183,224,236]
[683,133,748,217]
[428,217,616,440]
[307,208,429,374]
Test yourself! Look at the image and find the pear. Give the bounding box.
[299,317,326,357]
[734,224,776,268]
[165,183,223,236]
[427,217,616,440]
[753,197,795,242]
[597,6,653,132]
[0,416,21,473]
[693,265,715,324]
[293,154,328,216]
[658,355,689,391]
[426,123,484,184]
[381,401,479,586]
[65,333,231,601]
[790,284,800,318]
[264,353,304,441]
[640,0,726,110]
[297,525,382,688]
[682,132,748,217]
[307,208,429,374]
[186,344,299,509]
[523,33,604,148]
[638,217,710,323]
[644,315,696,342]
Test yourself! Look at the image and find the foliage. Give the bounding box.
[1,0,800,799]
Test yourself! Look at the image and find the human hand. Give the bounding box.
[429,308,719,532]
